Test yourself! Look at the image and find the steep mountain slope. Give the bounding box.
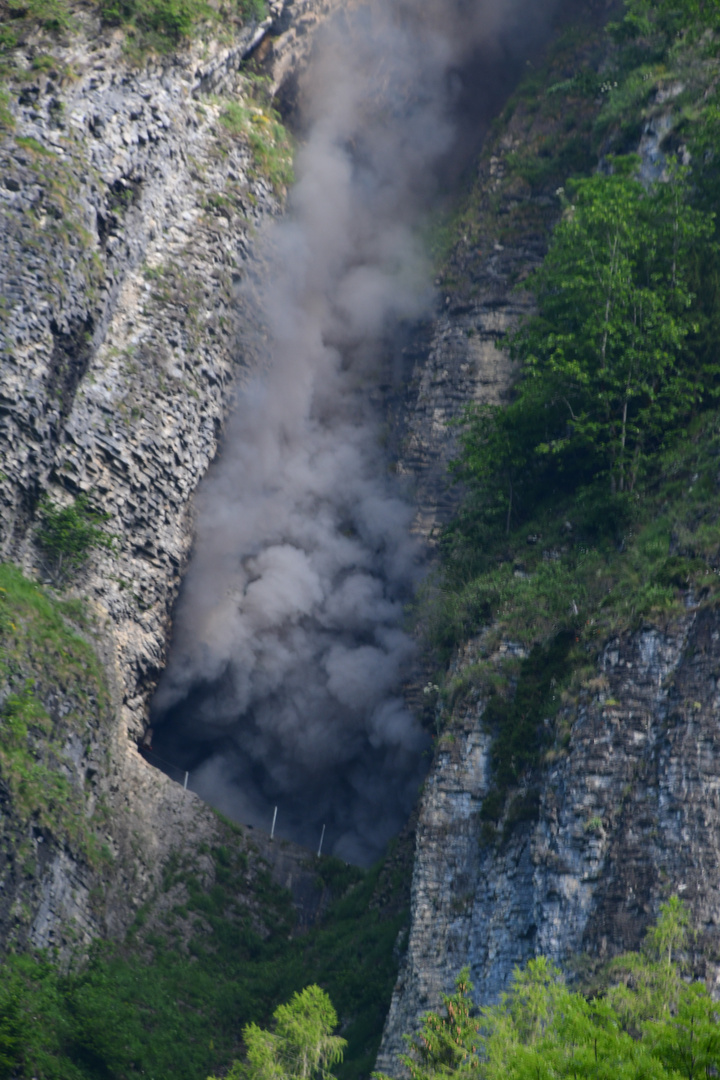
[0,0,322,951]
[0,1,419,1074]
[3,0,720,1077]
[379,7,720,1070]
[0,8,417,1075]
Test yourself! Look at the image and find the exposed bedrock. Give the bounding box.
[378,606,720,1070]
[0,0,341,951]
[378,41,717,1076]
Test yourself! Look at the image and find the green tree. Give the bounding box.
[451,166,716,555]
[647,983,720,1080]
[386,898,720,1080]
[511,165,713,495]
[607,894,693,1027]
[35,493,115,584]
[614,0,720,41]
[392,968,480,1080]
[210,985,347,1080]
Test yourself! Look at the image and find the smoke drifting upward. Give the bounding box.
[151,0,564,865]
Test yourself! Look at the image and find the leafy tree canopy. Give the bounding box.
[378,898,719,1080]
[452,164,716,542]
[210,985,347,1080]
[35,493,115,584]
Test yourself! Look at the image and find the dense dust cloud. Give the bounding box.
[150,0,564,865]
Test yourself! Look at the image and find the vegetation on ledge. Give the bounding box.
[385,897,716,1080]
[218,77,295,194]
[0,0,266,67]
[0,562,112,868]
[421,0,720,838]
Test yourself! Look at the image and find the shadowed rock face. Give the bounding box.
[377,13,720,1069]
[378,605,720,1070]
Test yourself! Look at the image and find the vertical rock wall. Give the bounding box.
[0,1,337,950]
[379,606,720,1071]
[377,28,720,1074]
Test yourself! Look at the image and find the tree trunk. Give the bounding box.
[619,395,629,493]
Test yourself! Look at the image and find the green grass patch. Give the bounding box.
[0,88,14,131]
[219,96,294,193]
[3,0,71,32]
[99,0,214,52]
[14,135,55,155]
[0,0,266,60]
[0,563,111,864]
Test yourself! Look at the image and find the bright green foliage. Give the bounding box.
[605,895,693,1027]
[2,0,71,32]
[0,88,13,131]
[214,985,347,1080]
[647,983,720,1079]
[0,682,76,830]
[514,167,714,493]
[99,0,212,49]
[646,896,693,973]
[387,900,720,1080]
[456,166,715,522]
[0,562,111,864]
[220,97,295,194]
[0,0,266,59]
[35,494,114,584]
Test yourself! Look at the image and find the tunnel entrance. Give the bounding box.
[147,0,607,866]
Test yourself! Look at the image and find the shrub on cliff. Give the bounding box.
[611,0,720,43]
[35,493,115,584]
[99,0,212,49]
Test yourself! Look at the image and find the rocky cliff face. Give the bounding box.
[0,0,337,953]
[379,603,720,1068]
[3,0,716,1065]
[378,21,720,1073]
[377,101,559,1073]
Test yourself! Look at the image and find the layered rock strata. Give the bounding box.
[0,1,331,950]
[378,605,720,1070]
[377,52,717,1076]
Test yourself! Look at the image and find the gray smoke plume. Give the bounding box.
[151,0,565,865]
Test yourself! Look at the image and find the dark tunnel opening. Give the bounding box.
[146,0,610,866]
